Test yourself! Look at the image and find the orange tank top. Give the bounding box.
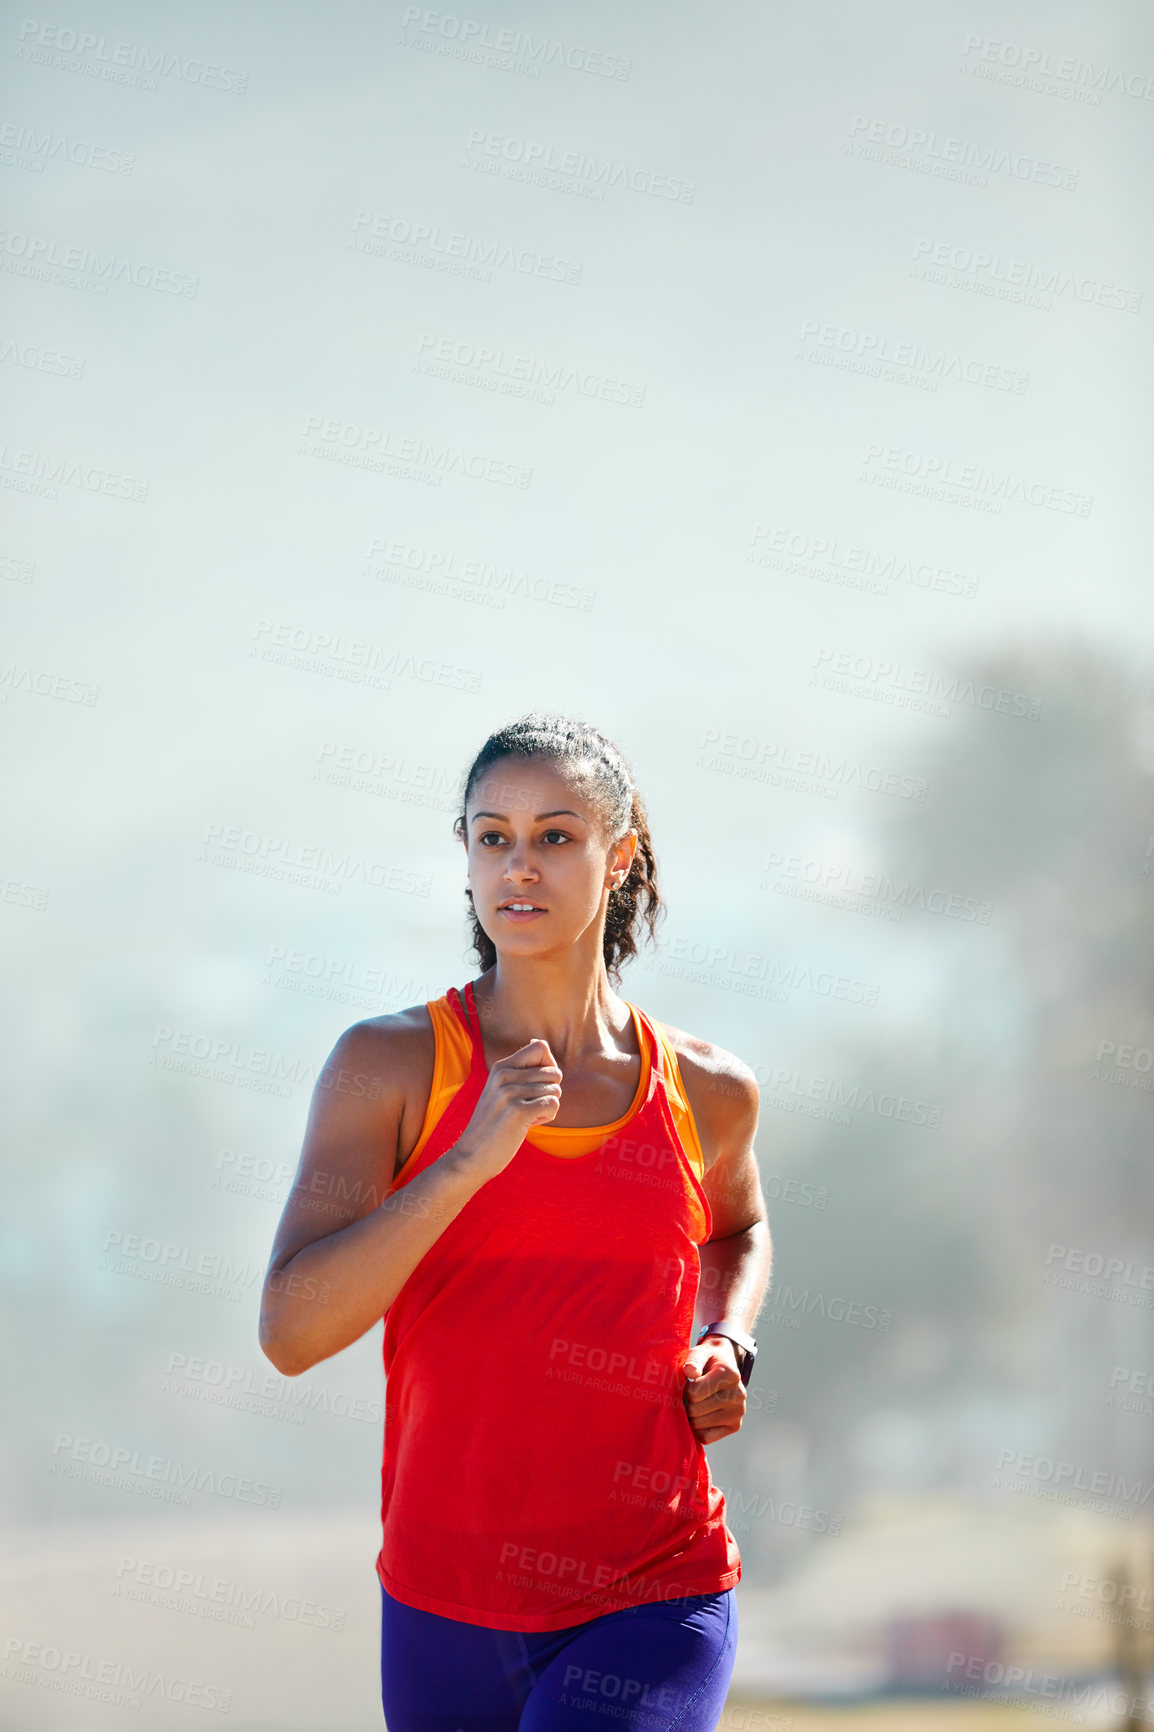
[375,982,741,1631]
[403,991,708,1174]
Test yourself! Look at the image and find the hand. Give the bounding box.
[681,1336,746,1445]
[453,1040,562,1180]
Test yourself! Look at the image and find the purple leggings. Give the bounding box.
[379,1582,737,1730]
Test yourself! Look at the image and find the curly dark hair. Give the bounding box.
[453,713,664,984]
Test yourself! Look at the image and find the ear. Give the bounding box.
[608,829,639,888]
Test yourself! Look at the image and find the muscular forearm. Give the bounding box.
[259,1148,487,1375]
[694,1220,772,1336]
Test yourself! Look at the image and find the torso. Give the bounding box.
[374,980,744,1629]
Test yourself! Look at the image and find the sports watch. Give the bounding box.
[696,1321,758,1387]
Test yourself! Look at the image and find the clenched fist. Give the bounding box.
[453,1040,562,1181]
[681,1336,746,1445]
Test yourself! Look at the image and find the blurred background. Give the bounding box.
[2,0,1153,1726]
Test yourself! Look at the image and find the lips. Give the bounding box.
[498,900,546,919]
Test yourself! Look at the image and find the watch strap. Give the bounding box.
[697,1320,757,1386]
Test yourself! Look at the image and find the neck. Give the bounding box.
[473,946,631,1063]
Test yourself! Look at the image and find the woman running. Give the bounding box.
[260,714,772,1731]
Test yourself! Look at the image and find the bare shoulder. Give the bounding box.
[323,1001,434,1083]
[267,1003,437,1273]
[313,1001,436,1133]
[655,1019,760,1150]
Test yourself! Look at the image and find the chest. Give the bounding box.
[458,1098,708,1250]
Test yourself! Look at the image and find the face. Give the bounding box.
[462,756,637,965]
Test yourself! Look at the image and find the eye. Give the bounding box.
[541,829,573,845]
[478,831,507,846]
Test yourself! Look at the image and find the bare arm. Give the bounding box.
[696,1072,772,1342]
[668,1034,771,1443]
[258,1012,563,1376]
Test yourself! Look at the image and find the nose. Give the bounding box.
[503,843,539,884]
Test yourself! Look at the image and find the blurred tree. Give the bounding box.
[745,637,1154,1510]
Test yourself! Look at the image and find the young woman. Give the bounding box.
[260,715,772,1731]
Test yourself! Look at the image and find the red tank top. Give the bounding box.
[375,981,742,1631]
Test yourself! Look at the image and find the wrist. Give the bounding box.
[440,1138,502,1187]
[699,1334,740,1368]
[442,1138,483,1176]
[696,1320,757,1385]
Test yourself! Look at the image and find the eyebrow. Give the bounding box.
[470,809,583,822]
